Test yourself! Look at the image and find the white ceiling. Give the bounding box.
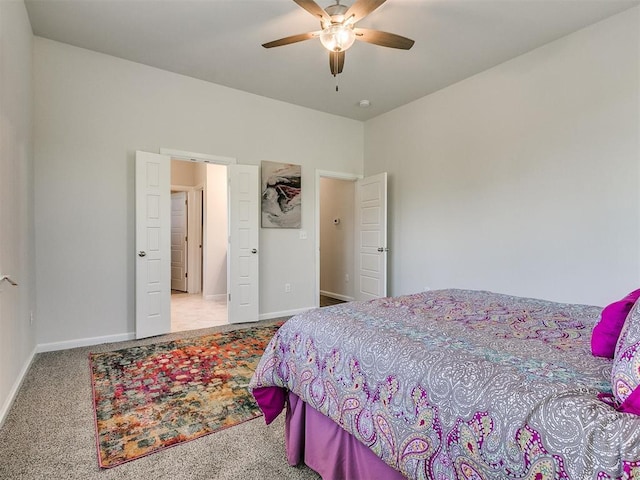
[24,0,639,121]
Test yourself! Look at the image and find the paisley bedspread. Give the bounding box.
[249,289,640,479]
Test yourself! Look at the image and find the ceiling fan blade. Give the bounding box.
[293,0,332,25]
[262,31,319,48]
[329,51,345,76]
[344,0,387,25]
[354,28,414,49]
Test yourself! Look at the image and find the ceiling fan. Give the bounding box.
[262,0,415,77]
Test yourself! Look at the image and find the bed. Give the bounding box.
[248,289,640,479]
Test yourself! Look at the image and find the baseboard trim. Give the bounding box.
[320,290,354,302]
[36,332,136,353]
[0,345,37,429]
[259,307,312,321]
[32,305,321,352]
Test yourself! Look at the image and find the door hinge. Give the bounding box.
[185,236,188,242]
[185,272,188,278]
[228,293,231,302]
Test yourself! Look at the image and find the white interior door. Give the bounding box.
[355,172,388,301]
[227,164,259,323]
[171,191,188,292]
[190,189,203,294]
[135,151,171,339]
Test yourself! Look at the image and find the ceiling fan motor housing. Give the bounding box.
[324,3,349,24]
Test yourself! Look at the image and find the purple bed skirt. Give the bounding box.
[253,387,405,480]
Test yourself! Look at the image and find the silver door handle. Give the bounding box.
[138,251,147,257]
[0,275,18,286]
[251,249,258,254]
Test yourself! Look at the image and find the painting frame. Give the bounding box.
[261,160,302,229]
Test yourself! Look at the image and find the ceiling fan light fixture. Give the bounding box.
[263,0,414,77]
[320,24,356,52]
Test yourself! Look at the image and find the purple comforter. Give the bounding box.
[249,289,640,479]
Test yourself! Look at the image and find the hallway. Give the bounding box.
[171,292,228,332]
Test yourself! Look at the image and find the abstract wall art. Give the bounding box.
[261,161,301,228]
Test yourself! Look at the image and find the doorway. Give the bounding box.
[170,158,228,332]
[315,170,389,307]
[317,173,359,307]
[135,150,259,340]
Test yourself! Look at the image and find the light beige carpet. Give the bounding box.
[0,320,321,480]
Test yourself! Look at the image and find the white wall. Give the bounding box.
[171,160,208,295]
[27,5,640,353]
[365,7,640,306]
[33,38,363,346]
[319,177,355,300]
[0,1,36,424]
[170,160,229,300]
[171,159,199,187]
[204,163,227,299]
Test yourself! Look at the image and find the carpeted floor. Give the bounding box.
[0,320,321,480]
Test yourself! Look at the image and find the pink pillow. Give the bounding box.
[591,289,640,358]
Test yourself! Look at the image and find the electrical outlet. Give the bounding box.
[30,311,34,325]
[285,283,291,293]
[345,274,349,283]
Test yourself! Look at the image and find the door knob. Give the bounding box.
[377,247,384,252]
[138,251,147,257]
[251,249,258,254]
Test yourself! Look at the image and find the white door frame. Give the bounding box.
[315,170,362,308]
[170,184,203,294]
[170,190,189,292]
[192,187,203,294]
[161,147,236,300]
[161,148,237,166]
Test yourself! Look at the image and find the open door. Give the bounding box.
[171,191,188,292]
[227,164,259,323]
[355,172,388,301]
[135,151,171,338]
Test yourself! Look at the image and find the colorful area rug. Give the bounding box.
[89,323,281,468]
